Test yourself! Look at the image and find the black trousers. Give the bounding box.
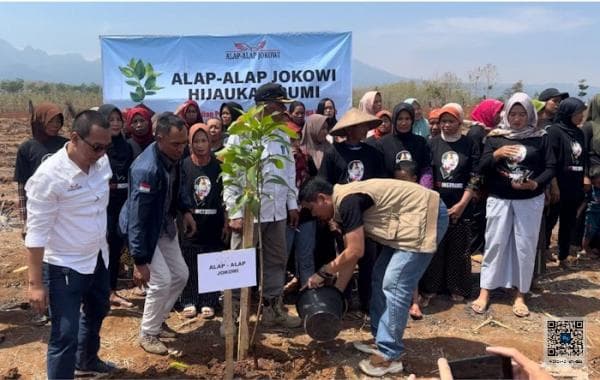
[554,197,584,261]
[107,198,126,290]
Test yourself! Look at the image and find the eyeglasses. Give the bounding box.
[81,137,111,153]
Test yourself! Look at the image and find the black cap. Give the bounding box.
[255,83,293,104]
[539,88,569,102]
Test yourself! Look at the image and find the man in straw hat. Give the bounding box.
[318,108,385,318]
[299,176,449,376]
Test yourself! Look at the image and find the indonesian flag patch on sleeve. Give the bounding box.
[138,182,151,193]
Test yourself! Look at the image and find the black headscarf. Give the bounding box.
[98,104,122,123]
[220,102,244,130]
[391,102,415,140]
[554,97,586,139]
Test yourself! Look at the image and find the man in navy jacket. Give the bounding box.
[120,112,196,355]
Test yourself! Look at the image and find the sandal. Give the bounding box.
[451,294,465,302]
[512,303,529,318]
[200,306,215,319]
[470,299,489,314]
[420,293,435,308]
[182,305,197,318]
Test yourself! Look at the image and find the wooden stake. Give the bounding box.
[223,289,234,380]
[237,207,254,360]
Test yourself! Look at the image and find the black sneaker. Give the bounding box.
[75,359,118,377]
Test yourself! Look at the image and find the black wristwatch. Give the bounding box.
[316,265,337,286]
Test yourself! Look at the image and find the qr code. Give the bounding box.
[544,317,586,367]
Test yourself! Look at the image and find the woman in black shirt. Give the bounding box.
[98,104,135,308]
[547,98,587,267]
[472,92,555,318]
[421,104,480,304]
[178,124,226,319]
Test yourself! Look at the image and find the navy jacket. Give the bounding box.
[119,142,192,265]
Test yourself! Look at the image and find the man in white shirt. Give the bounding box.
[25,110,114,379]
[223,82,300,328]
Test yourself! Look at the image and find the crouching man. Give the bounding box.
[300,178,449,377]
[120,113,196,355]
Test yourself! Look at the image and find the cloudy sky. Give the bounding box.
[0,2,598,85]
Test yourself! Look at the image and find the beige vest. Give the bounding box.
[332,179,440,253]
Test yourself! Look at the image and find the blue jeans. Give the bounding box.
[285,220,316,286]
[370,201,449,360]
[43,253,110,379]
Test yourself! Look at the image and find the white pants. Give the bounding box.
[480,194,544,293]
[140,235,189,336]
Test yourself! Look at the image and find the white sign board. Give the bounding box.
[197,248,256,293]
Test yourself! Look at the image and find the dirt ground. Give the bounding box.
[1,116,599,379]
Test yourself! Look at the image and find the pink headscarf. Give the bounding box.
[471,99,504,130]
[358,91,381,116]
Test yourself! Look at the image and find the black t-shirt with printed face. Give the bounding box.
[180,156,225,249]
[430,136,480,209]
[479,135,555,200]
[14,136,69,184]
[318,142,385,185]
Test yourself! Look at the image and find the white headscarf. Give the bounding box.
[489,92,545,139]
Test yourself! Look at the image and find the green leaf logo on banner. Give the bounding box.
[119,58,163,103]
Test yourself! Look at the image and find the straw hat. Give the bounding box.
[329,107,382,137]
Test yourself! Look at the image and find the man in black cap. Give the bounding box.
[223,82,301,329]
[538,88,569,129]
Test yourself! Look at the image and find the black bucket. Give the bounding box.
[296,286,346,341]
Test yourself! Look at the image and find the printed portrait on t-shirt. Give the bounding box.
[506,144,527,172]
[347,160,365,182]
[194,176,211,204]
[571,140,582,163]
[395,150,413,163]
[440,151,459,180]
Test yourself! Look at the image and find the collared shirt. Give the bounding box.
[223,131,298,222]
[25,144,112,274]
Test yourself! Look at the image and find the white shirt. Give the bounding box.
[223,131,298,222]
[25,144,112,274]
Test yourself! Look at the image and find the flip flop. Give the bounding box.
[110,294,134,308]
[512,303,529,318]
[470,300,489,314]
[200,306,215,319]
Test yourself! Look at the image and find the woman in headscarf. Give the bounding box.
[125,106,154,158]
[468,99,504,153]
[420,103,480,307]
[377,102,433,188]
[220,102,244,134]
[404,98,430,138]
[98,104,135,308]
[178,124,225,319]
[301,113,331,172]
[547,98,587,268]
[14,102,68,237]
[317,97,337,127]
[175,99,204,128]
[428,108,443,138]
[467,99,504,255]
[288,101,306,130]
[472,93,555,318]
[583,94,600,181]
[358,91,383,116]
[203,118,226,154]
[366,110,392,143]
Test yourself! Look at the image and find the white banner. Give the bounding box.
[100,33,352,118]
[197,248,256,293]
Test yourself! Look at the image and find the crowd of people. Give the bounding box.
[17,81,591,378]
